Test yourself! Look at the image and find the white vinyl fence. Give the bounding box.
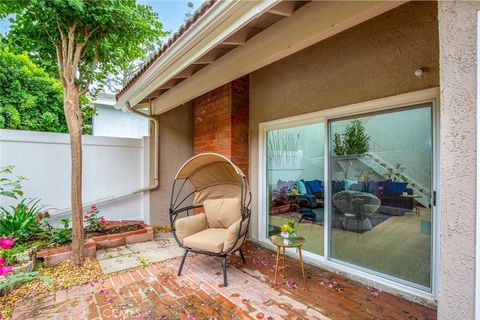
[0,129,149,225]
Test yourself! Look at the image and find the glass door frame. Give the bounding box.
[257,88,440,300]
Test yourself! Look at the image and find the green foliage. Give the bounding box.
[384,163,406,182]
[0,240,44,265]
[0,49,93,133]
[0,166,26,200]
[50,218,72,245]
[333,120,370,156]
[84,205,107,233]
[0,271,51,293]
[0,198,48,243]
[3,0,167,92]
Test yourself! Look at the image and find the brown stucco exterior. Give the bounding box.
[144,0,480,315]
[438,1,479,318]
[249,1,439,243]
[149,103,193,226]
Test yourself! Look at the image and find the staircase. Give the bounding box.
[358,153,430,208]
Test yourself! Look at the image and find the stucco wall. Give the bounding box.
[249,1,439,241]
[438,1,479,318]
[149,103,193,226]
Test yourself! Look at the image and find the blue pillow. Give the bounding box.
[305,180,322,193]
[295,180,308,195]
[387,181,408,195]
[301,179,312,194]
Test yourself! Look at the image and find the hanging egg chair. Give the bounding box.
[169,153,251,286]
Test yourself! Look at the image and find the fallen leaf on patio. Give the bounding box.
[256,312,265,319]
[286,280,297,289]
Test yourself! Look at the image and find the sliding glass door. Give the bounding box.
[263,98,436,292]
[328,104,433,289]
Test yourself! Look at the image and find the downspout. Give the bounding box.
[126,99,159,193]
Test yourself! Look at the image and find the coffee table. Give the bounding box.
[269,235,307,290]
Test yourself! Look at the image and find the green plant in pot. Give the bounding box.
[383,163,406,182]
[333,120,370,179]
[333,120,370,157]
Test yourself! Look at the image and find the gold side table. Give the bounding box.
[269,235,307,290]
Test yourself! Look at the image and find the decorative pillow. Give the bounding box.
[305,180,322,193]
[203,198,241,228]
[387,181,408,195]
[301,179,312,194]
[295,180,308,195]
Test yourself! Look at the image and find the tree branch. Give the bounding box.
[55,45,67,87]
[66,21,77,77]
[79,51,99,96]
[56,20,67,75]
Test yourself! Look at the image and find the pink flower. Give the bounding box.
[37,213,43,219]
[99,217,105,223]
[44,211,50,217]
[0,237,14,249]
[0,257,3,265]
[91,204,97,210]
[105,221,111,226]
[0,265,12,276]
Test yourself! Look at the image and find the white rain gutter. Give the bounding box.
[126,99,159,193]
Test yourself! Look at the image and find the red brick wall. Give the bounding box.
[193,76,249,176]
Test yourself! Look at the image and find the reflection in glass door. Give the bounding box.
[266,123,325,256]
[328,105,433,289]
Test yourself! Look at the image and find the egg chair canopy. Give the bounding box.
[174,153,249,206]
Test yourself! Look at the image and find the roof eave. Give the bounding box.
[115,0,279,110]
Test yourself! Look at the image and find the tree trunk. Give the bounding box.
[64,86,84,265]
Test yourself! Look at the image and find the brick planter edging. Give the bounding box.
[36,221,154,267]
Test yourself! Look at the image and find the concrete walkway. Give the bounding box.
[96,237,184,274]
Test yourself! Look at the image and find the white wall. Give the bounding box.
[93,104,148,139]
[0,129,148,225]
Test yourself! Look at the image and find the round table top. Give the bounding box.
[269,235,306,248]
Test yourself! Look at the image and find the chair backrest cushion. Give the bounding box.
[203,197,241,228]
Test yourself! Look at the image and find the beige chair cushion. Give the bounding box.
[174,213,208,242]
[203,197,241,228]
[223,218,249,252]
[183,228,228,253]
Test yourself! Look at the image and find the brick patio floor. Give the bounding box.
[11,242,436,320]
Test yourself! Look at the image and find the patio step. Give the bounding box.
[154,232,174,240]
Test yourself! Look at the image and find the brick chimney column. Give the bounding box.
[193,76,249,177]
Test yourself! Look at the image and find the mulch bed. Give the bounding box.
[86,223,143,237]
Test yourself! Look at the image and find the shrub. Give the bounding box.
[333,120,370,156]
[84,205,109,233]
[0,198,49,243]
[49,218,72,245]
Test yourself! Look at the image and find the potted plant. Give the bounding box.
[280,219,297,243]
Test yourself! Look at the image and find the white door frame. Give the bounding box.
[257,87,440,301]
